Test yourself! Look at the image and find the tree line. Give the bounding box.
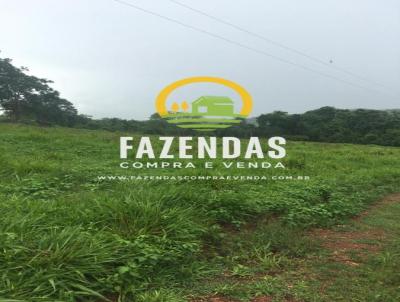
[1,55,399,146]
[0,56,77,126]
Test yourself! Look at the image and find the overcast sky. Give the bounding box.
[0,0,399,119]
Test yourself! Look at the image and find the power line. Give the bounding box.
[169,0,387,89]
[110,0,393,96]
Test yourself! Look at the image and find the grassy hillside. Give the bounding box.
[0,123,399,301]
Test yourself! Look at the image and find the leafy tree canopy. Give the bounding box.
[0,55,77,126]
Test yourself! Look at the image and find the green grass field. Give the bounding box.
[0,123,399,301]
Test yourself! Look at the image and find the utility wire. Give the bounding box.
[169,0,387,89]
[111,0,394,96]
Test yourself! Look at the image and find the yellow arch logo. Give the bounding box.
[155,76,253,131]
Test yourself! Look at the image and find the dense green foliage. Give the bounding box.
[0,124,399,301]
[257,107,400,146]
[0,57,77,126]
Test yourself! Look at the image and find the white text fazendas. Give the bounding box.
[120,137,286,159]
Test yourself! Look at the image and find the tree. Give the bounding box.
[171,102,179,112]
[181,101,189,112]
[257,111,291,135]
[0,55,78,125]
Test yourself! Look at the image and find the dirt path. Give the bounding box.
[190,192,400,302]
[311,192,400,266]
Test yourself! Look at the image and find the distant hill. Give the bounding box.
[255,107,400,147]
[1,106,399,147]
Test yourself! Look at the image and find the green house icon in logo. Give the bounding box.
[164,95,247,131]
[191,96,234,117]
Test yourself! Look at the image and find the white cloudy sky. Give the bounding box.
[0,0,399,119]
